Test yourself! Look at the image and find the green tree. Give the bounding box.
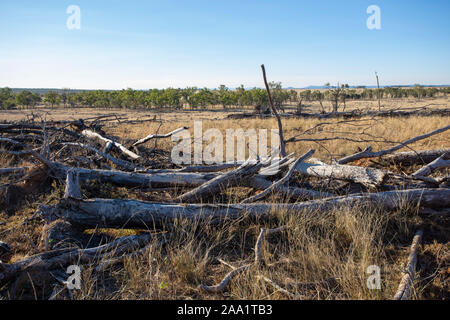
[251,88,269,109]
[195,88,215,108]
[236,85,253,108]
[269,82,288,112]
[44,91,61,108]
[216,85,234,109]
[0,87,16,110]
[67,93,78,108]
[311,90,325,113]
[61,88,70,107]
[181,87,197,109]
[163,88,182,109]
[15,90,34,108]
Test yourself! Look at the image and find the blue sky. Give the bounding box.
[0,0,449,89]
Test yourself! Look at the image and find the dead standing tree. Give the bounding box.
[261,64,287,157]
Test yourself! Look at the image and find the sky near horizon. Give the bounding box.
[0,0,449,90]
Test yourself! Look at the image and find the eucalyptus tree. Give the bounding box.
[163,88,182,109]
[195,88,215,108]
[61,88,69,107]
[15,90,34,109]
[217,85,232,109]
[67,93,78,108]
[425,87,438,98]
[339,84,349,111]
[31,92,41,106]
[82,91,96,108]
[236,85,253,108]
[288,90,298,103]
[311,90,325,113]
[268,82,288,112]
[44,91,61,108]
[181,87,197,109]
[251,88,269,110]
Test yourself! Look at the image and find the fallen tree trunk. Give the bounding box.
[81,129,141,160]
[295,161,387,187]
[48,188,450,230]
[380,149,450,165]
[337,125,450,164]
[50,162,330,199]
[50,162,219,188]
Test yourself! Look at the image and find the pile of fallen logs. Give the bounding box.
[0,110,449,299]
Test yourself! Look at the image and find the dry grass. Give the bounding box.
[67,203,428,300]
[108,115,450,162]
[0,103,449,300]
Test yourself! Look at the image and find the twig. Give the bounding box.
[132,127,189,147]
[257,274,301,299]
[393,229,423,300]
[199,264,251,293]
[254,226,287,265]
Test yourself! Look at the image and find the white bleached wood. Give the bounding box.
[81,129,140,160]
[412,153,450,177]
[52,189,450,230]
[393,230,423,300]
[132,127,189,147]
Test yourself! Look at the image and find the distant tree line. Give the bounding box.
[1,84,449,112]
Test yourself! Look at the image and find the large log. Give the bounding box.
[49,189,450,230]
[380,149,450,165]
[50,162,219,188]
[50,162,330,200]
[295,161,387,187]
